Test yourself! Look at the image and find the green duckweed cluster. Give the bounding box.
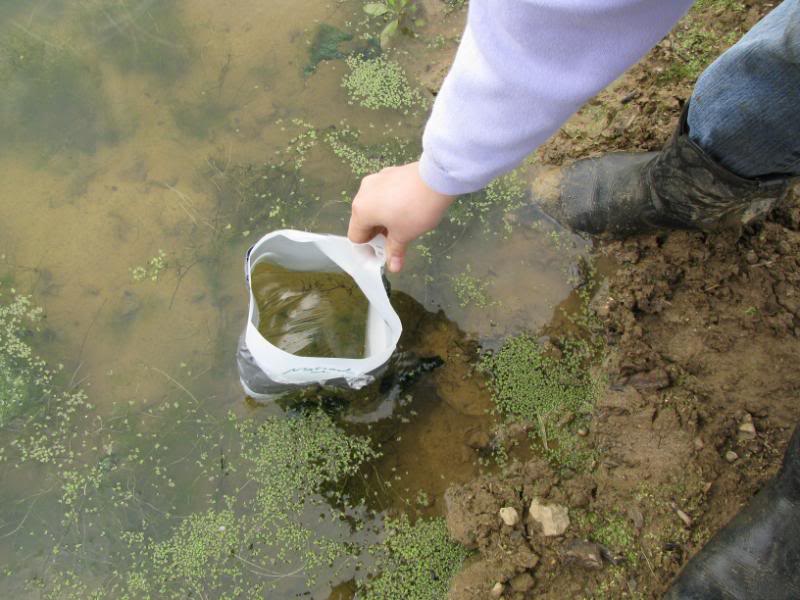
[359,515,470,600]
[0,293,387,598]
[130,249,168,282]
[0,293,46,429]
[448,171,527,232]
[481,335,599,469]
[451,265,491,308]
[342,55,425,112]
[325,124,416,177]
[121,411,378,599]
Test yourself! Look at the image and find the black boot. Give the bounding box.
[530,103,794,237]
[664,425,800,600]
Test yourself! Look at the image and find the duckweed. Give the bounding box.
[481,335,599,469]
[360,515,469,600]
[0,293,45,428]
[448,171,527,232]
[325,124,416,177]
[342,55,425,112]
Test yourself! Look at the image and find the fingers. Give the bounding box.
[385,236,406,273]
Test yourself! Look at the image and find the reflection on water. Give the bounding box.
[252,261,369,358]
[0,0,587,596]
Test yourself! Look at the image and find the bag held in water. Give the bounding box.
[237,229,402,400]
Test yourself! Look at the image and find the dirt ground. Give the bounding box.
[408,1,800,598]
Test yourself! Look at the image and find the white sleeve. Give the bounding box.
[419,0,695,195]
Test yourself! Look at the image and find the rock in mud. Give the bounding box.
[499,507,520,527]
[490,582,504,598]
[626,367,670,391]
[738,420,757,440]
[509,572,535,593]
[725,450,739,463]
[563,539,603,570]
[528,499,570,536]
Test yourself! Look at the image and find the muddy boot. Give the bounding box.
[530,103,794,237]
[664,424,800,600]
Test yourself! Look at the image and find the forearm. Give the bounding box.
[419,0,695,195]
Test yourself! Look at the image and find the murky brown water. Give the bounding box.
[0,0,586,596]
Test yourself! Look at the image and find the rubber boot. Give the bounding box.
[664,424,800,599]
[530,103,794,237]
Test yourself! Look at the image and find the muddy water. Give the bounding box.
[0,0,586,596]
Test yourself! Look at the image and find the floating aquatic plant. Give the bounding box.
[342,55,425,112]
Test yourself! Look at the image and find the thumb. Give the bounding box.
[385,236,407,273]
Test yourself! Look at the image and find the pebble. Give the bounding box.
[499,507,520,527]
[725,450,739,463]
[577,427,589,437]
[529,499,570,536]
[693,436,705,451]
[739,421,757,437]
[490,582,504,598]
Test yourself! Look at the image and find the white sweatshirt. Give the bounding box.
[419,0,696,195]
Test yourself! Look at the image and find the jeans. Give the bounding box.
[687,0,800,178]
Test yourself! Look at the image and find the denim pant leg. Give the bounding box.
[687,0,800,178]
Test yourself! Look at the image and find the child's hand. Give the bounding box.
[347,161,455,273]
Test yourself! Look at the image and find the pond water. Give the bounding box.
[0,0,587,597]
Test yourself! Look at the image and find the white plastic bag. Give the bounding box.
[237,229,402,400]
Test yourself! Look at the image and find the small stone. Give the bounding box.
[490,582,504,598]
[693,436,705,451]
[725,450,739,463]
[529,499,570,536]
[745,250,758,264]
[499,507,520,527]
[676,508,692,527]
[739,421,757,437]
[564,539,603,570]
[577,427,589,437]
